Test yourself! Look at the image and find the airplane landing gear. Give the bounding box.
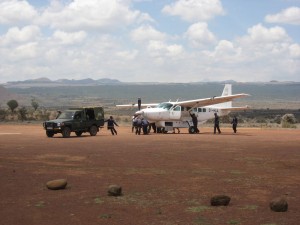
[188,126,196,134]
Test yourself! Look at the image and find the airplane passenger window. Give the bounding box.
[198,108,202,112]
[203,108,206,112]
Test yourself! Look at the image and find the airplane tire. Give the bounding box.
[188,126,196,134]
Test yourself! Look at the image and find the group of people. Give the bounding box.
[131,116,152,135]
[212,113,238,134]
[105,113,239,136]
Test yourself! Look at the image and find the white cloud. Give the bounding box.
[289,43,300,58]
[162,0,224,22]
[184,22,216,47]
[265,7,300,25]
[147,40,184,63]
[202,24,300,81]
[245,24,290,43]
[130,25,166,43]
[0,25,41,46]
[9,42,39,61]
[0,0,38,24]
[52,30,87,45]
[39,0,152,31]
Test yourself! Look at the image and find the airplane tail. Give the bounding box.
[211,84,250,113]
[218,84,232,108]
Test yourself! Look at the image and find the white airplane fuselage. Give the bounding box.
[136,103,226,131]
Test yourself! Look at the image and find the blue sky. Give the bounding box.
[0,0,299,83]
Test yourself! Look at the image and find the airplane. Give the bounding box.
[116,84,250,133]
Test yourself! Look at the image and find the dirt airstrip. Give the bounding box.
[0,124,299,225]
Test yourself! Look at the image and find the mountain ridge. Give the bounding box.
[2,77,299,88]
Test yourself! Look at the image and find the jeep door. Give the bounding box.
[73,111,85,130]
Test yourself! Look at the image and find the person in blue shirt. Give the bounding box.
[105,116,119,135]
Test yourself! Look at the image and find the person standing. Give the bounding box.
[214,113,221,134]
[135,117,142,135]
[132,115,137,133]
[142,118,149,135]
[190,112,199,133]
[231,115,238,133]
[105,116,119,135]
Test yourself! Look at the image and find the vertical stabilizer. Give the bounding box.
[218,84,232,108]
[222,84,232,96]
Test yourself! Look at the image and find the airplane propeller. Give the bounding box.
[138,98,141,111]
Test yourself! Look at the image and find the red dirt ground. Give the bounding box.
[0,124,299,225]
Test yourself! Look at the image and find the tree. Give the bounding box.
[31,98,39,111]
[7,99,19,113]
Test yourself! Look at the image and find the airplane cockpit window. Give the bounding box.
[157,103,173,110]
[173,105,181,111]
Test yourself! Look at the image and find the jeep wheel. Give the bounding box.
[75,131,82,137]
[62,127,71,138]
[188,126,196,134]
[46,131,54,137]
[89,125,98,136]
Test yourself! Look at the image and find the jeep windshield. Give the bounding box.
[57,111,76,119]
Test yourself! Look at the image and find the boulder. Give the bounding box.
[46,179,67,190]
[108,185,122,196]
[211,195,231,206]
[270,197,288,212]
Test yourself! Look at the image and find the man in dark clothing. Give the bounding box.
[135,117,142,135]
[141,118,149,135]
[105,116,119,135]
[190,112,199,133]
[214,113,221,134]
[231,116,238,133]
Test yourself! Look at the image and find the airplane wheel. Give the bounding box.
[188,126,196,134]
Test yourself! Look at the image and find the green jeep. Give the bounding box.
[43,107,104,138]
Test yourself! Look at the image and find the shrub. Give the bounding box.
[281,114,297,128]
[18,106,27,121]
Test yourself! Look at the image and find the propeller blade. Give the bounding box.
[138,98,141,111]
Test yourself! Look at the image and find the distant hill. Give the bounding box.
[4,77,122,88]
[0,85,21,105]
[3,77,299,88]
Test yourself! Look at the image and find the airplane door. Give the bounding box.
[170,105,181,120]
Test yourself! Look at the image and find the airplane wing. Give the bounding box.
[176,93,250,109]
[116,103,159,108]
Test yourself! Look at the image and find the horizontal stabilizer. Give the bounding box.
[219,105,250,111]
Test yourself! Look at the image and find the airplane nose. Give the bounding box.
[135,110,144,115]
